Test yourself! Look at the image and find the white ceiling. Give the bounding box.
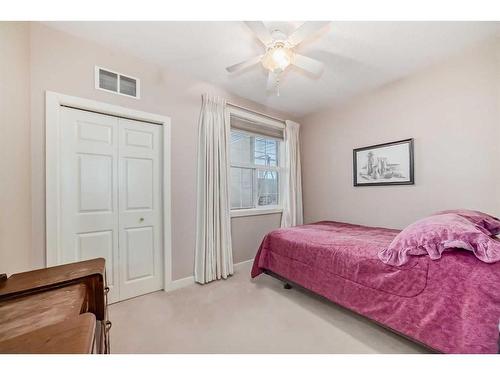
[44,21,500,117]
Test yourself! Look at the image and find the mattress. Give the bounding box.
[251,221,500,353]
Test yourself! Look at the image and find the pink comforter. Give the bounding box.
[251,221,500,354]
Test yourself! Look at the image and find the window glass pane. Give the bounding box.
[230,131,252,165]
[254,137,278,167]
[230,167,253,209]
[257,169,279,207]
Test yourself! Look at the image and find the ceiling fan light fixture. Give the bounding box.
[262,44,293,72]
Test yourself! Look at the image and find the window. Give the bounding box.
[230,130,281,211]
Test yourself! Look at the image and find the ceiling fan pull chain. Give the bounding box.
[276,75,280,97]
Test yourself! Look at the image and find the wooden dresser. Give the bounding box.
[0,258,111,354]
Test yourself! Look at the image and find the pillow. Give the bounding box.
[378,213,500,266]
[434,209,500,236]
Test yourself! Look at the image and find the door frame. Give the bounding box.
[45,91,172,292]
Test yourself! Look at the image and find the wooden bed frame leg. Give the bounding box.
[284,283,292,290]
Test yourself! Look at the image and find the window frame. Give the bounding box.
[228,109,285,218]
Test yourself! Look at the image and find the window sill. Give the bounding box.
[231,207,283,218]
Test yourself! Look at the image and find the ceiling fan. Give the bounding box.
[226,21,330,95]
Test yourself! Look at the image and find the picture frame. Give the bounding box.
[353,138,414,186]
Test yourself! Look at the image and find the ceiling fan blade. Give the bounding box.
[226,55,263,73]
[266,71,278,92]
[287,21,330,47]
[292,54,324,76]
[244,21,273,46]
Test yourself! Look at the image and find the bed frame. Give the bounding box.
[263,269,500,354]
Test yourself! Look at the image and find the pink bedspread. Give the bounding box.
[251,221,500,353]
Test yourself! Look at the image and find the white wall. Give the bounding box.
[0,22,287,278]
[0,22,32,275]
[300,39,500,229]
[231,213,281,263]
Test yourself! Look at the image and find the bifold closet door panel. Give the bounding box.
[117,118,163,300]
[60,108,121,303]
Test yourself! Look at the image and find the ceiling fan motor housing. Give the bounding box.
[269,29,289,44]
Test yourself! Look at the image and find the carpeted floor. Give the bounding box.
[109,261,430,354]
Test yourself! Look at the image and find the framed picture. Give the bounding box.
[353,138,414,186]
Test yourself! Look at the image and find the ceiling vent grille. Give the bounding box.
[95,66,140,99]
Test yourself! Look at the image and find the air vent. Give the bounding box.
[95,66,140,99]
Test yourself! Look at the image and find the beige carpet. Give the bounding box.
[109,261,430,353]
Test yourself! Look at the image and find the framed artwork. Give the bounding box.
[353,138,414,186]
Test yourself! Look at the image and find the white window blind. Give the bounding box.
[230,115,284,140]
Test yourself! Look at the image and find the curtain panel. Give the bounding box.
[281,120,304,228]
[194,94,234,284]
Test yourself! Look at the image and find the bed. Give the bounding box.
[251,221,500,354]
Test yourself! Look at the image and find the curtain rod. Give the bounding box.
[226,102,286,124]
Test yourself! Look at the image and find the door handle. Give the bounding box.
[139,217,144,222]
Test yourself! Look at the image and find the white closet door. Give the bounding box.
[60,107,120,302]
[59,108,163,303]
[118,118,163,300]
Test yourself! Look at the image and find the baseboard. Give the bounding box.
[164,275,195,292]
[164,258,254,292]
[233,258,254,271]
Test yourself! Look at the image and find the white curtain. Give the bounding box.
[194,94,234,284]
[281,120,303,228]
